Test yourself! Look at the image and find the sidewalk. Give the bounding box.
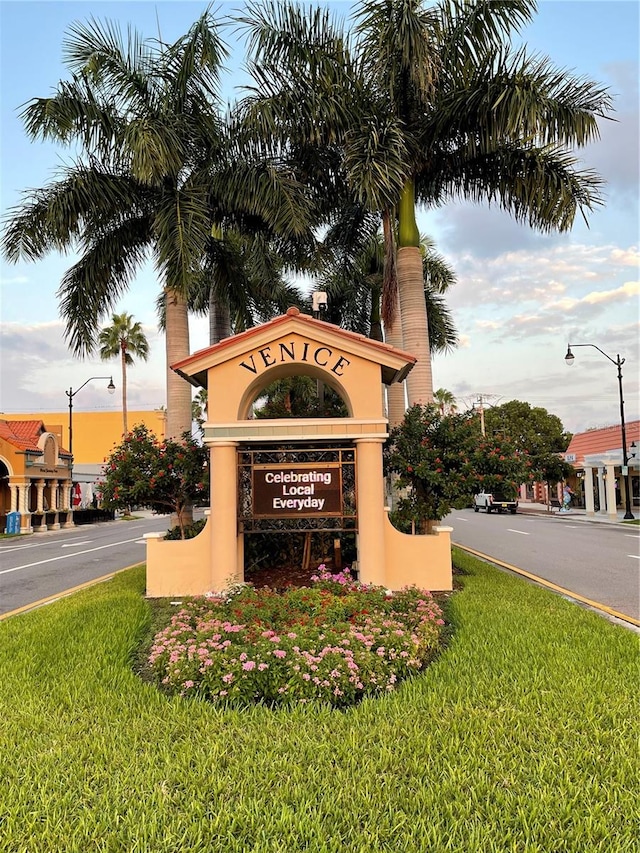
[517,501,638,525]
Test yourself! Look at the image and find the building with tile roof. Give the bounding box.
[563,420,639,519]
[0,419,73,533]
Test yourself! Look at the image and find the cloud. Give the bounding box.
[549,281,639,311]
[0,274,29,286]
[0,320,166,413]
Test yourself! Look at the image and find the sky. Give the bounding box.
[0,0,638,436]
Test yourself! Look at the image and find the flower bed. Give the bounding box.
[148,567,445,708]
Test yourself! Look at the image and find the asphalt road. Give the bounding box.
[0,514,171,615]
[2,509,639,624]
[444,508,640,621]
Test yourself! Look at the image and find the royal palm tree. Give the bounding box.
[433,388,457,417]
[2,11,314,439]
[238,0,612,407]
[98,312,149,436]
[320,225,458,424]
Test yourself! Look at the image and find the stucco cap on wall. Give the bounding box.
[171,307,417,389]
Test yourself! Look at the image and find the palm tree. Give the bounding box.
[320,225,458,424]
[238,0,612,407]
[98,313,149,436]
[433,388,457,417]
[2,11,314,439]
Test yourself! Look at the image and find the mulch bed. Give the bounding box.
[245,564,319,590]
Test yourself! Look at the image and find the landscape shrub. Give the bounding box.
[164,518,207,540]
[148,566,444,708]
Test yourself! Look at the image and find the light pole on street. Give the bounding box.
[65,376,116,459]
[565,343,635,520]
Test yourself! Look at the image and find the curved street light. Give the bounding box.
[65,376,116,459]
[565,343,635,519]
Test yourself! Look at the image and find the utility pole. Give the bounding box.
[476,395,486,437]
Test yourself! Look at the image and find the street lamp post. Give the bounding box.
[65,376,116,459]
[565,343,635,519]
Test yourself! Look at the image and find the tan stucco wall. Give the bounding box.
[145,521,212,597]
[383,516,453,591]
[3,410,166,463]
[206,332,386,423]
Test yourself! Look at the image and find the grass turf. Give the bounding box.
[0,549,637,852]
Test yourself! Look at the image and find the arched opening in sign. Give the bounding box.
[240,364,352,420]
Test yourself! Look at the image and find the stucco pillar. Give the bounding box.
[36,479,45,513]
[583,467,595,516]
[50,479,59,510]
[596,468,606,515]
[209,441,241,591]
[354,437,387,587]
[605,464,617,521]
[9,482,18,513]
[18,481,30,514]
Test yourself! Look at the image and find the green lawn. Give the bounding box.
[1,550,637,853]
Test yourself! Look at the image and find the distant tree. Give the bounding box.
[98,313,149,437]
[253,376,348,419]
[433,388,457,417]
[97,425,208,538]
[483,401,572,470]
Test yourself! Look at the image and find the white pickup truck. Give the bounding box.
[473,491,518,514]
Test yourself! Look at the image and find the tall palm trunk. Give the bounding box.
[120,341,128,436]
[397,179,433,405]
[384,311,406,428]
[165,287,193,527]
[165,288,192,440]
[209,290,231,344]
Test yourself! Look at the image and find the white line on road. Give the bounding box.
[61,541,93,548]
[454,517,469,522]
[629,555,640,560]
[0,536,145,576]
[507,529,530,536]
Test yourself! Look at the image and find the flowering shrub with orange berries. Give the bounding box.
[385,405,532,532]
[97,424,208,537]
[148,567,445,708]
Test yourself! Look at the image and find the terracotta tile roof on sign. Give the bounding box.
[0,419,46,452]
[565,420,640,466]
[172,306,418,372]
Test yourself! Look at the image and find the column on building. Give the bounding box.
[208,441,242,591]
[36,479,46,512]
[61,480,74,527]
[354,437,387,587]
[9,482,18,513]
[583,467,595,516]
[47,479,60,529]
[17,480,32,532]
[596,468,606,515]
[605,464,617,521]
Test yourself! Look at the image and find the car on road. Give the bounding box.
[474,491,518,514]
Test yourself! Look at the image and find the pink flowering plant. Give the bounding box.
[148,566,445,708]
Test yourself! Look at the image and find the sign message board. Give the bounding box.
[253,463,342,517]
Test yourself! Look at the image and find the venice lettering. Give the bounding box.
[239,341,351,377]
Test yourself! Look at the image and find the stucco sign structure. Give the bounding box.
[145,307,453,596]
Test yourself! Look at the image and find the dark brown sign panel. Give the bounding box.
[253,464,342,517]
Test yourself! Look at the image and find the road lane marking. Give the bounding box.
[629,555,640,560]
[453,542,640,628]
[454,517,469,522]
[507,529,530,535]
[0,562,145,621]
[61,541,93,548]
[0,536,145,576]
